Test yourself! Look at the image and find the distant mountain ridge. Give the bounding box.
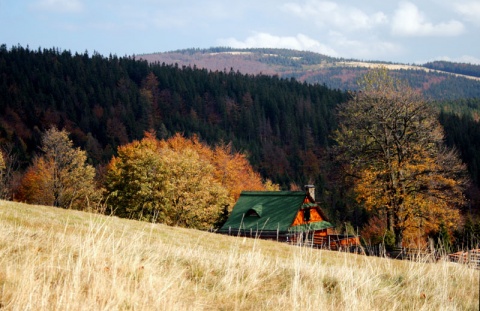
[139,48,480,100]
[423,61,480,78]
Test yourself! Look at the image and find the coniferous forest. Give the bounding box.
[0,45,345,186]
[1,44,480,240]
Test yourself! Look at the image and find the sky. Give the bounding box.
[1,0,479,64]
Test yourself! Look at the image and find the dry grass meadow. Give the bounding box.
[0,200,478,310]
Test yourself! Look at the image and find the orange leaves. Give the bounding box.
[336,68,468,247]
[16,128,99,210]
[16,157,54,206]
[158,133,277,201]
[105,132,277,228]
[355,151,464,246]
[210,143,272,202]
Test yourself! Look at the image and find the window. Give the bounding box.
[246,209,260,217]
[304,208,311,222]
[246,204,263,217]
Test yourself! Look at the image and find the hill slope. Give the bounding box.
[0,200,478,310]
[0,45,346,189]
[139,48,480,100]
[2,45,480,220]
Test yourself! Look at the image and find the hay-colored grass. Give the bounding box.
[0,200,478,310]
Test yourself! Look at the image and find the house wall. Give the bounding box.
[291,208,324,226]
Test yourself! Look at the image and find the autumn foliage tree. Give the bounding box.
[159,134,278,202]
[17,128,100,210]
[334,68,468,247]
[105,133,277,229]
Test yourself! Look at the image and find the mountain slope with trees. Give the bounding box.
[1,44,480,244]
[139,47,480,100]
[423,61,480,78]
[0,44,346,190]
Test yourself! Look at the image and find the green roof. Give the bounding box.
[219,191,332,233]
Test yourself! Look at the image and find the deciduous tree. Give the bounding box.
[105,133,278,229]
[105,133,165,221]
[105,133,230,228]
[17,157,54,206]
[160,134,278,202]
[157,146,230,229]
[17,128,100,210]
[333,68,468,247]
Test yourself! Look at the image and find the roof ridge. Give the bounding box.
[240,191,306,196]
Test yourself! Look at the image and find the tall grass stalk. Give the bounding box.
[0,200,478,310]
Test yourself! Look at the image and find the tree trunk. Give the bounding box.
[386,209,394,233]
[394,210,403,248]
[394,227,403,248]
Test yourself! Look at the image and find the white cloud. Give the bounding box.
[217,32,403,61]
[453,1,480,26]
[282,0,387,32]
[217,33,338,56]
[328,31,402,60]
[31,0,84,13]
[392,1,464,36]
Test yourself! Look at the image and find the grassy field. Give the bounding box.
[0,200,478,310]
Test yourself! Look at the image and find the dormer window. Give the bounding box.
[246,204,263,217]
[246,209,260,217]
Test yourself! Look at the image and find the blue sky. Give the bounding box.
[1,0,479,64]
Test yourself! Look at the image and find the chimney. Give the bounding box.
[304,185,315,202]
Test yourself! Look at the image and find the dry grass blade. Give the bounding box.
[0,200,478,310]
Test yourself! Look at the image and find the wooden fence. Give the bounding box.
[218,228,480,267]
[448,249,480,268]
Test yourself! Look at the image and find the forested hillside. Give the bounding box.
[140,48,480,100]
[0,45,346,189]
[1,44,480,230]
[424,61,480,78]
[295,67,480,100]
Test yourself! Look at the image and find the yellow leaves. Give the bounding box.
[0,151,5,172]
[354,168,388,211]
[401,196,461,246]
[105,132,277,229]
[156,146,229,229]
[336,68,468,246]
[354,147,465,246]
[105,134,165,220]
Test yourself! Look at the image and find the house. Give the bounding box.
[218,185,360,249]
